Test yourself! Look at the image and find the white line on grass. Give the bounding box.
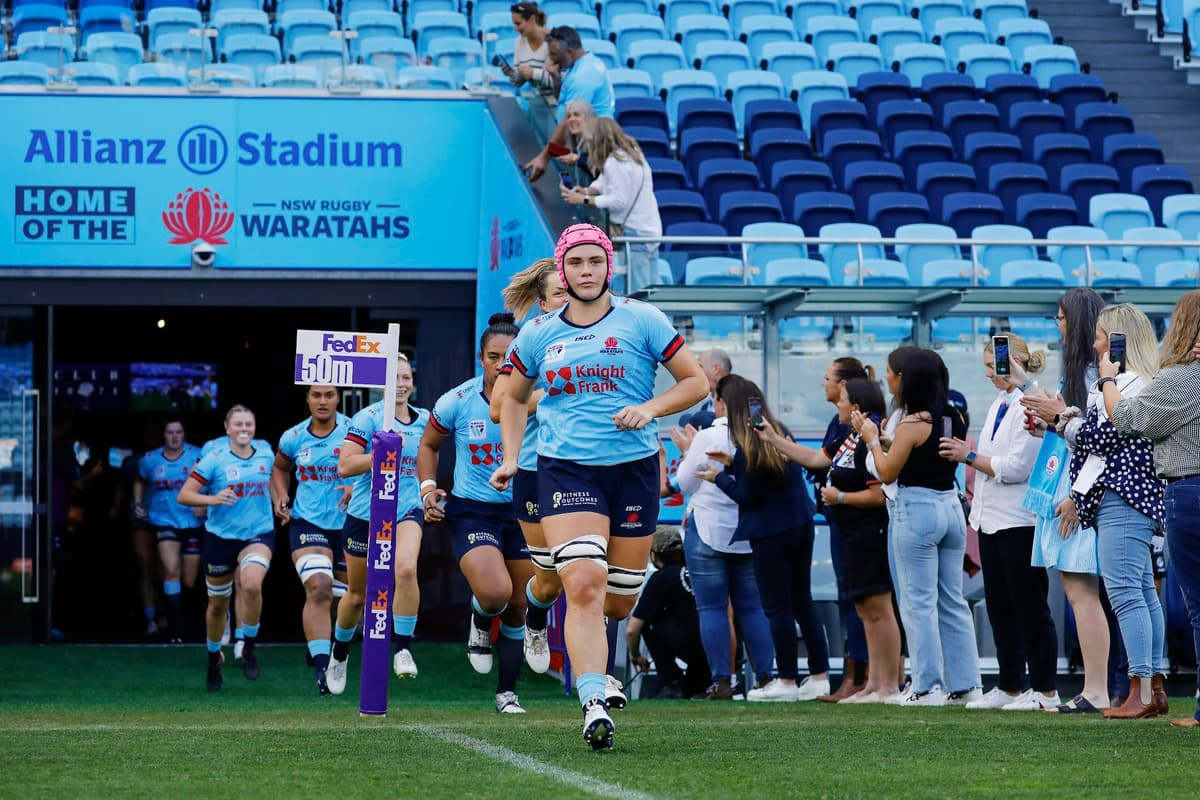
[404,724,660,800]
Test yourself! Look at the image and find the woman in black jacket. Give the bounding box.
[697,376,829,701]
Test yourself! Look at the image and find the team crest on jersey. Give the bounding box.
[154,465,167,479]
[298,447,312,464]
[468,419,487,440]
[225,466,241,480]
[544,341,567,363]
[600,336,622,354]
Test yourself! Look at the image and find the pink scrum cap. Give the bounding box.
[554,223,613,289]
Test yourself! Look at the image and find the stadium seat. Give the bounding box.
[550,12,601,40]
[674,14,731,62]
[328,63,391,88]
[1089,192,1155,241]
[599,0,656,31]
[12,5,69,41]
[657,189,711,228]
[957,44,1017,87]
[895,223,961,275]
[1131,165,1195,226]
[719,190,785,234]
[932,16,988,63]
[1074,101,1135,159]
[607,67,655,99]
[996,17,1052,64]
[1154,261,1200,287]
[1033,132,1092,190]
[728,0,786,30]
[805,15,861,63]
[912,0,969,39]
[0,60,52,85]
[278,10,337,56]
[854,71,914,121]
[725,70,785,134]
[827,41,886,86]
[1023,43,1080,89]
[750,129,814,183]
[744,98,803,139]
[680,126,741,183]
[941,100,1000,155]
[1016,192,1079,238]
[765,256,833,284]
[1122,226,1188,285]
[616,97,671,136]
[869,192,932,236]
[542,0,589,15]
[760,41,819,86]
[922,258,979,287]
[626,126,672,158]
[629,39,687,90]
[223,33,281,84]
[877,98,936,155]
[610,14,668,62]
[983,72,1041,122]
[917,161,978,220]
[787,0,841,35]
[128,61,188,86]
[975,0,1029,30]
[888,43,949,85]
[14,31,75,70]
[851,0,904,36]
[972,223,1037,282]
[999,259,1067,287]
[772,159,836,214]
[1008,101,1067,159]
[743,222,808,273]
[663,222,734,280]
[292,35,347,80]
[1163,194,1200,242]
[393,64,455,88]
[79,5,136,40]
[695,40,754,88]
[844,160,906,211]
[214,10,271,55]
[855,258,911,286]
[893,130,956,186]
[475,11,513,43]
[943,191,1005,237]
[740,15,798,64]
[1085,260,1144,288]
[870,15,924,63]
[410,11,470,55]
[1046,225,1117,277]
[698,158,762,216]
[988,162,1049,220]
[822,129,884,186]
[648,157,690,191]
[1061,163,1121,217]
[792,70,850,123]
[663,72,723,129]
[155,31,210,70]
[577,38,617,70]
[204,63,256,87]
[145,7,201,53]
[1047,72,1108,123]
[361,36,418,80]
[793,192,857,236]
[84,31,143,84]
[65,60,122,85]
[920,72,978,121]
[962,132,1021,189]
[819,222,886,278]
[277,0,332,12]
[1102,133,1165,193]
[685,256,747,285]
[810,99,869,149]
[666,2,722,32]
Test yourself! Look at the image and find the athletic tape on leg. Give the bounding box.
[294,552,333,585]
[606,564,647,596]
[240,553,271,575]
[206,579,233,598]
[527,545,555,572]
[551,534,608,573]
[332,579,348,598]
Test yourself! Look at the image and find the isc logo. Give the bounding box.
[178,125,228,176]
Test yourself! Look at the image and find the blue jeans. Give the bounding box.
[1096,491,1166,678]
[892,487,981,694]
[1165,477,1200,719]
[684,518,775,682]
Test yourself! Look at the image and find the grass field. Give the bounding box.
[1,644,1197,799]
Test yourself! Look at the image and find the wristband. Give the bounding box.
[420,479,437,493]
[1097,376,1118,391]
[837,491,845,505]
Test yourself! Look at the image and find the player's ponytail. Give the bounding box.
[480,312,519,352]
[502,258,557,321]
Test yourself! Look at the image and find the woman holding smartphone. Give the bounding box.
[506,3,554,96]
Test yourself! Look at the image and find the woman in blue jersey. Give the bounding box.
[489,258,568,675]
[419,313,532,715]
[490,224,709,750]
[270,385,351,694]
[134,418,202,643]
[178,405,276,692]
[325,355,429,696]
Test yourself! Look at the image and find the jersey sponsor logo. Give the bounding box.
[600,336,622,354]
[468,419,487,440]
[551,490,598,509]
[469,442,501,466]
[525,500,539,517]
[544,342,567,364]
[574,334,595,341]
[545,367,576,396]
[466,531,500,547]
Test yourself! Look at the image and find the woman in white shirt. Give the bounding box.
[506,3,554,96]
[561,118,662,294]
[939,334,1061,711]
[672,380,775,700]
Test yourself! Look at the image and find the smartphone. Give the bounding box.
[992,335,1011,377]
[1109,331,1127,373]
[942,416,954,440]
[559,171,574,190]
[748,397,764,429]
[491,53,512,71]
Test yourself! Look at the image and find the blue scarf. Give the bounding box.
[1022,433,1069,520]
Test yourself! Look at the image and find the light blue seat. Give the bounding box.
[278,9,337,56]
[895,223,960,274]
[204,62,255,87]
[599,0,656,31]
[1023,43,1079,89]
[1089,193,1155,241]
[999,259,1066,287]
[66,60,122,85]
[997,17,1051,63]
[727,0,784,30]
[827,41,885,85]
[792,69,849,122]
[852,0,905,37]
[666,0,721,31]
[84,31,143,84]
[477,11,515,43]
[79,5,137,40]
[1086,260,1144,288]
[292,34,346,80]
[629,39,687,90]
[1046,225,1116,277]
[740,15,798,64]
[870,16,924,63]
[744,222,808,273]
[212,9,270,54]
[0,60,52,85]
[726,70,784,133]
[761,41,818,85]
[394,64,456,89]
[892,43,950,84]
[1155,260,1200,287]
[971,223,1036,284]
[856,257,910,285]
[261,63,322,87]
[1123,226,1188,284]
[805,15,861,63]
[975,0,1029,32]
[223,34,281,85]
[343,0,394,16]
[695,40,754,88]
[549,12,601,40]
[607,67,656,99]
[932,16,987,63]
[686,256,748,284]
[277,0,331,13]
[957,43,1016,86]
[542,0,590,14]
[662,69,723,128]
[361,36,418,81]
[610,13,668,62]
[765,257,833,284]
[912,0,968,39]
[675,14,733,63]
[921,258,977,285]
[819,222,887,278]
[145,7,202,53]
[404,0,457,23]
[426,35,481,83]
[1163,194,1200,241]
[346,11,405,57]
[581,38,620,69]
[12,5,69,42]
[155,31,209,70]
[14,31,75,69]
[328,63,391,88]
[410,11,470,55]
[128,61,187,86]
[787,0,841,35]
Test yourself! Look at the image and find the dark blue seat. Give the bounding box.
[663,221,735,282]
[854,71,914,121]
[1032,132,1092,190]
[844,160,906,212]
[79,5,136,39]
[822,129,885,187]
[983,72,1042,123]
[680,126,741,183]
[810,99,870,148]
[656,189,710,228]
[963,131,1022,190]
[1102,133,1165,193]
[648,156,690,191]
[941,100,1000,156]
[893,130,955,187]
[793,191,857,238]
[1008,100,1067,159]
[1016,192,1079,238]
[749,128,814,185]
[615,97,671,135]
[988,162,1050,222]
[942,191,1005,236]
[868,191,931,237]
[698,158,762,216]
[625,125,672,159]
[917,161,978,221]
[877,99,936,156]
[676,98,738,133]
[1074,101,1136,158]
[719,190,784,234]
[1048,72,1108,124]
[743,98,803,142]
[920,72,977,121]
[772,160,835,215]
[1060,163,1120,217]
[1131,164,1195,226]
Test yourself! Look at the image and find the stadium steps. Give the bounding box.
[1032,0,1200,187]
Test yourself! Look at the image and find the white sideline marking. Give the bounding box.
[405,724,659,800]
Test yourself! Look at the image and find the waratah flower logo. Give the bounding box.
[163,187,235,246]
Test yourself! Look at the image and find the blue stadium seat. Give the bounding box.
[827,41,886,85]
[329,63,391,88]
[279,10,337,56]
[698,158,762,215]
[659,188,715,227]
[580,37,618,69]
[393,64,455,88]
[468,1,509,35]
[744,98,803,139]
[128,61,188,86]
[213,9,271,55]
[819,222,886,277]
[145,7,200,52]
[1046,225,1116,276]
[772,159,836,214]
[943,191,1005,237]
[856,258,911,287]
[851,0,904,36]
[1023,43,1080,89]
[1061,163,1121,216]
[67,60,122,85]
[1122,226,1188,285]
[629,39,687,89]
[916,161,979,222]
[145,0,202,10]
[719,190,785,234]
[963,131,1021,188]
[82,31,142,84]
[869,192,932,236]
[1089,192,1155,240]
[610,13,668,62]
[933,16,988,63]
[743,222,809,273]
[765,256,833,284]
[972,222,1037,276]
[750,128,814,182]
[663,71,723,129]
[1047,73,1108,123]
[794,191,857,235]
[792,70,850,122]
[607,67,655,99]
[156,31,210,70]
[983,72,1041,122]
[277,0,331,13]
[426,36,481,82]
[805,15,861,63]
[891,43,951,85]
[1085,260,1144,288]
[550,13,602,39]
[761,41,819,85]
[1015,192,1078,238]
[361,36,418,80]
[1008,100,1067,158]
[649,156,690,191]
[410,11,470,54]
[1163,194,1200,241]
[823,129,884,185]
[941,100,1000,155]
[920,72,978,121]
[894,130,955,186]
[476,12,515,43]
[542,0,590,15]
[922,258,976,291]
[995,17,1048,65]
[222,33,281,84]
[787,0,841,35]
[674,14,732,62]
[0,60,52,85]
[685,256,747,285]
[913,0,969,39]
[726,70,785,133]
[957,43,1017,86]
[79,5,136,40]
[988,162,1048,220]
[728,0,785,30]
[695,40,754,88]
[1132,165,1195,226]
[854,71,914,121]
[666,1,722,31]
[663,222,734,280]
[14,31,75,69]
[810,99,869,148]
[599,0,656,30]
[626,125,672,158]
[870,15,925,63]
[975,0,1029,31]
[616,97,671,135]
[1000,259,1066,288]
[844,160,906,211]
[1033,132,1091,190]
[1154,261,1200,288]
[740,14,798,64]
[877,98,936,155]
[680,126,741,183]
[1102,133,1165,193]
[895,223,961,275]
[12,5,69,41]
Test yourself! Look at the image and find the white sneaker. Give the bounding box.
[795,676,831,701]
[393,648,418,679]
[605,675,627,710]
[965,687,1018,710]
[233,640,245,661]
[496,691,526,714]
[524,626,551,674]
[884,683,914,705]
[946,687,983,706]
[747,678,799,702]
[895,686,948,707]
[467,617,493,674]
[1003,689,1060,711]
[326,652,349,696]
[582,699,614,751]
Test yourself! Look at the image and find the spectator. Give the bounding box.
[939,334,1060,711]
[697,376,830,702]
[558,99,597,172]
[561,118,661,294]
[506,3,554,96]
[1104,290,1200,727]
[671,348,730,453]
[523,26,615,180]
[626,526,712,699]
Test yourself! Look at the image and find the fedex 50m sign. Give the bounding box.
[294,329,388,388]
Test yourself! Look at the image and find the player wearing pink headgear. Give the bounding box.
[490,225,708,751]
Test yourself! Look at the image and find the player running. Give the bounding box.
[490,224,708,750]
[326,354,429,695]
[420,313,533,715]
[270,385,351,694]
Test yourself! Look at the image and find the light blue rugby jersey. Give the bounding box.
[344,400,427,522]
[506,295,685,466]
[138,443,202,530]
[277,413,351,531]
[201,436,274,457]
[190,445,275,541]
[430,375,511,504]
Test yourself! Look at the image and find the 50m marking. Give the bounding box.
[299,354,353,385]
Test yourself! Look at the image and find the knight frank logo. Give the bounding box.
[163,187,235,246]
[545,367,576,396]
